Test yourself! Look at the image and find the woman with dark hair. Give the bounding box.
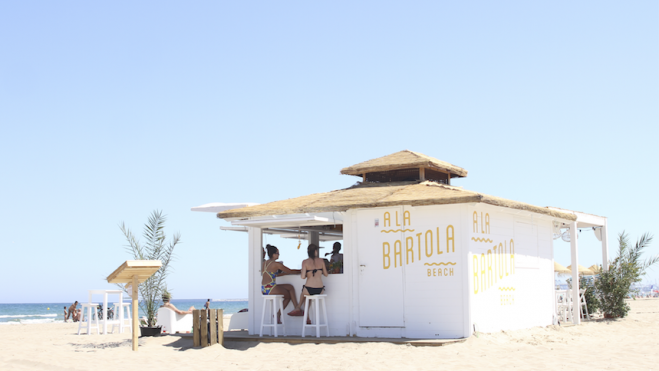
[298,243,328,323]
[262,244,303,318]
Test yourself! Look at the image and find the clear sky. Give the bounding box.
[1,1,657,303]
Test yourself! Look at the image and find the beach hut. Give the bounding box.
[199,150,609,338]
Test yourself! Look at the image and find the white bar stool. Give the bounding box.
[302,295,329,338]
[259,295,285,337]
[78,303,100,335]
[111,302,132,334]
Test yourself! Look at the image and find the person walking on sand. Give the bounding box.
[204,299,210,310]
[66,301,78,321]
[63,306,68,323]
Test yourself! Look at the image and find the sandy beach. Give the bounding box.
[1,299,658,370]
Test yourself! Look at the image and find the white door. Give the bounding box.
[357,207,405,327]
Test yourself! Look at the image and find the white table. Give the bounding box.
[88,290,124,334]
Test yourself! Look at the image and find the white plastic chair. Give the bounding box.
[111,302,132,334]
[156,307,193,334]
[259,295,285,337]
[78,303,100,335]
[228,311,248,331]
[579,288,591,320]
[302,295,329,338]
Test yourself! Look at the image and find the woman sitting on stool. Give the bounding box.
[262,244,303,319]
[298,243,328,324]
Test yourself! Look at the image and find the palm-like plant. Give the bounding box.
[120,210,181,327]
[594,231,656,318]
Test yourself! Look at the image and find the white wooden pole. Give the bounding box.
[569,221,581,325]
[601,221,609,272]
[247,227,262,335]
[132,275,138,351]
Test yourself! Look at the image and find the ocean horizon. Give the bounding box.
[0,299,248,325]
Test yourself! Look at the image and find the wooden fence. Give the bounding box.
[192,309,224,347]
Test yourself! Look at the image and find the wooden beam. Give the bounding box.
[209,309,217,346]
[192,310,200,347]
[419,167,426,181]
[200,310,209,347]
[132,275,138,351]
[218,309,224,346]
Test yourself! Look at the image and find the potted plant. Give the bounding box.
[120,210,181,336]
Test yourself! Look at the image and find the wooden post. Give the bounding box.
[419,167,425,181]
[218,309,224,346]
[132,275,138,351]
[209,309,217,346]
[447,172,451,185]
[192,310,200,347]
[200,310,208,347]
[569,221,581,325]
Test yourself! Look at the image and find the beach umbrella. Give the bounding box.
[566,264,595,276]
[554,261,571,274]
[588,264,602,274]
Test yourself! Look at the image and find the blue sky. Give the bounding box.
[1,1,657,303]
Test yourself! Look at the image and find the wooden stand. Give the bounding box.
[106,260,162,352]
[192,309,224,347]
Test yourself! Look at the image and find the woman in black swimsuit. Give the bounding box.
[297,244,328,322]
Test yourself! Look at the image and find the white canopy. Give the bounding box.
[191,202,259,213]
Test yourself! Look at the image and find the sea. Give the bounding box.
[0,299,248,325]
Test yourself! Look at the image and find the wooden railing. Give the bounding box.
[192,309,224,347]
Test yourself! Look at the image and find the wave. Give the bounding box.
[0,314,58,319]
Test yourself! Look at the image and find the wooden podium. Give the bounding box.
[106,260,162,351]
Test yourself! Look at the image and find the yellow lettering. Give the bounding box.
[436,227,443,255]
[493,245,498,283]
[498,243,504,280]
[384,212,390,228]
[404,210,411,226]
[473,255,479,294]
[487,249,493,287]
[481,253,486,292]
[503,241,508,277]
[446,225,455,253]
[395,211,400,227]
[416,233,422,261]
[425,230,433,258]
[427,269,431,277]
[405,237,414,264]
[510,239,515,275]
[449,268,454,276]
[473,211,478,233]
[394,240,402,268]
[438,268,442,276]
[485,213,490,234]
[383,242,391,269]
[444,268,449,276]
[481,212,484,233]
[433,268,437,276]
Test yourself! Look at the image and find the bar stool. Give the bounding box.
[111,302,132,334]
[78,303,100,335]
[259,295,285,337]
[302,295,328,338]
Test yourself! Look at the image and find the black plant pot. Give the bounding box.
[139,326,162,337]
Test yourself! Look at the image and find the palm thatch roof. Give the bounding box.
[340,150,468,178]
[217,181,577,220]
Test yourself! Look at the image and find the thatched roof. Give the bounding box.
[217,181,577,221]
[340,150,468,178]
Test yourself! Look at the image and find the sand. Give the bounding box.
[1,300,658,371]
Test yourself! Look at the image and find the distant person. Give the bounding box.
[204,299,211,310]
[73,309,81,322]
[63,307,68,323]
[326,242,343,264]
[161,293,195,315]
[66,301,78,321]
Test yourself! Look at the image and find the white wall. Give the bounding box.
[350,205,466,339]
[468,205,555,333]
